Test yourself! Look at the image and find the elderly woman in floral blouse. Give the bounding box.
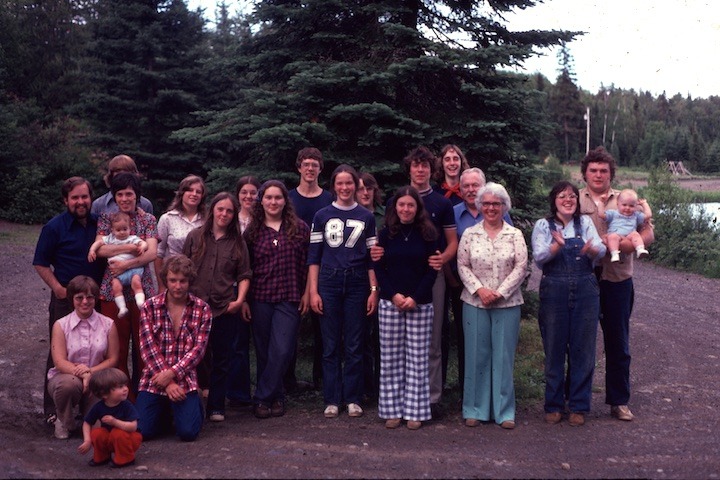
[457,182,527,430]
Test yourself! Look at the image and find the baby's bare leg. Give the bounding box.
[626,231,644,249]
[607,233,621,252]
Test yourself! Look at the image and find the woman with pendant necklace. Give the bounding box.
[242,180,310,419]
[374,186,439,430]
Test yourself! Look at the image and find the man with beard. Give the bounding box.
[33,176,104,423]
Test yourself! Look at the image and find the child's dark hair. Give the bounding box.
[89,367,129,398]
[109,211,131,227]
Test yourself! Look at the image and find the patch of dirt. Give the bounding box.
[2,221,719,478]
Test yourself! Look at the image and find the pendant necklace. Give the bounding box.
[401,225,413,242]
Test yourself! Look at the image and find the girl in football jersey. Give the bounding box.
[307,164,378,419]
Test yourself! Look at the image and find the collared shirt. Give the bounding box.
[47,310,115,380]
[246,221,310,303]
[457,221,528,309]
[33,211,104,285]
[183,229,252,317]
[97,210,158,301]
[531,215,606,267]
[138,292,212,395]
[91,191,154,217]
[579,187,634,282]
[454,202,514,239]
[157,210,204,258]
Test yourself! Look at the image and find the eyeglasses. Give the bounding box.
[557,194,578,200]
[73,294,95,302]
[300,161,320,169]
[481,202,503,208]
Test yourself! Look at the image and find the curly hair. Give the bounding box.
[244,180,306,244]
[581,146,616,182]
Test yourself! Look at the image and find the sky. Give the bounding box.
[188,0,720,99]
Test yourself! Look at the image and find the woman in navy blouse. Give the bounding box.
[374,186,438,430]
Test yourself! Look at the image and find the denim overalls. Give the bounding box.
[538,216,600,413]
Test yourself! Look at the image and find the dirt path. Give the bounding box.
[1,222,719,479]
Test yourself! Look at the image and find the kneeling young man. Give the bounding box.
[135,255,212,441]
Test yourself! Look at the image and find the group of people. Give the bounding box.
[33,145,651,465]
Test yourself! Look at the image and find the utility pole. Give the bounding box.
[584,106,590,154]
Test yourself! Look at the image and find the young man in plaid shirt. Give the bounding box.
[135,255,212,441]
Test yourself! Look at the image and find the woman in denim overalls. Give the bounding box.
[531,181,606,426]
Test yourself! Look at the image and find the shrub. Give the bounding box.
[643,169,720,278]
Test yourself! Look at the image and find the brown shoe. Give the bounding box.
[271,400,285,417]
[568,412,585,426]
[406,421,422,430]
[254,403,272,419]
[465,418,480,427]
[500,420,515,430]
[384,418,401,429]
[544,412,562,424]
[611,405,634,421]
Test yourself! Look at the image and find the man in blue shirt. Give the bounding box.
[450,168,514,392]
[33,176,104,422]
[287,147,333,392]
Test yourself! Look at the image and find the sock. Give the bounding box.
[135,292,146,307]
[114,295,128,317]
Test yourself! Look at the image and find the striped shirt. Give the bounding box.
[308,202,377,269]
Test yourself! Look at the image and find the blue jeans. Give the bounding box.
[318,266,369,406]
[252,301,301,404]
[538,273,599,413]
[600,278,633,406]
[136,391,203,442]
[207,311,241,414]
[227,319,252,403]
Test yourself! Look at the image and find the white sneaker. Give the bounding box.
[636,247,649,259]
[54,420,69,439]
[610,251,620,263]
[117,307,129,318]
[324,405,339,418]
[347,403,363,417]
[209,412,225,422]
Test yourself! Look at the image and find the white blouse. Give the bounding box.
[156,209,204,258]
[457,221,528,309]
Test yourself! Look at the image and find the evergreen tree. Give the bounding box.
[174,0,576,213]
[547,42,584,162]
[74,0,210,208]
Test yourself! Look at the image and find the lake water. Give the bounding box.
[689,202,720,229]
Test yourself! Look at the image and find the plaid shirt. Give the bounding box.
[246,221,310,303]
[138,292,212,395]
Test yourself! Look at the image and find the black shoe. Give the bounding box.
[254,403,272,419]
[430,403,443,420]
[271,400,286,417]
[88,458,110,467]
[110,459,135,468]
